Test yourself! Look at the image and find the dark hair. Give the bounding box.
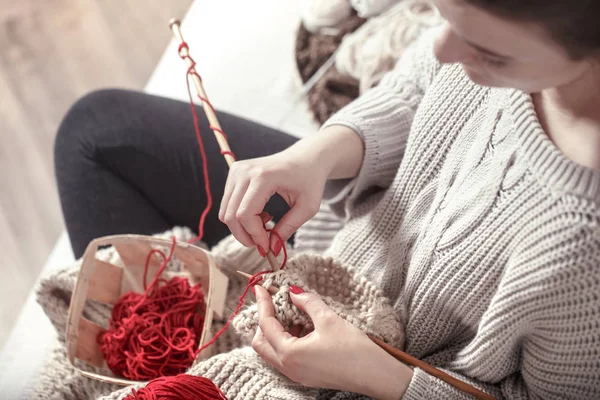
[465,0,600,59]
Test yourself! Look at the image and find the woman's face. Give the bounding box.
[432,0,593,93]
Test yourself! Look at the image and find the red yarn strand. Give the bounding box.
[194,270,270,357]
[219,150,236,160]
[184,67,213,244]
[99,237,207,381]
[106,39,290,399]
[208,125,229,141]
[124,374,227,400]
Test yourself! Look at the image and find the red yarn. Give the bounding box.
[99,237,207,381]
[183,57,213,245]
[209,126,228,141]
[220,150,236,160]
[105,39,289,398]
[123,374,227,400]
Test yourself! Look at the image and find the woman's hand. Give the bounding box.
[252,285,413,399]
[218,151,327,255]
[218,125,364,254]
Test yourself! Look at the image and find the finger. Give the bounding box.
[219,168,237,222]
[223,181,255,247]
[255,286,294,353]
[252,326,281,368]
[270,200,319,254]
[289,291,335,330]
[236,180,274,250]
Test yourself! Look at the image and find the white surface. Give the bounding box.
[0,232,73,400]
[145,0,318,137]
[0,1,317,398]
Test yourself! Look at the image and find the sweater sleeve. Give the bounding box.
[402,228,600,400]
[321,28,441,218]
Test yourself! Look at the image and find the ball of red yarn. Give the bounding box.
[99,275,206,380]
[124,374,227,400]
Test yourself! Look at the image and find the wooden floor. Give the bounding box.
[0,0,192,350]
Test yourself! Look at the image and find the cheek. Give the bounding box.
[433,25,476,65]
[497,61,586,92]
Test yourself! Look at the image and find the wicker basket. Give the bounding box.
[65,234,229,386]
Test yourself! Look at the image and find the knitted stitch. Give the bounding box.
[336,0,441,93]
[233,253,404,348]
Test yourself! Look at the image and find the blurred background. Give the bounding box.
[0,0,192,350]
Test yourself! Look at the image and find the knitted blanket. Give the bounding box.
[295,0,440,124]
[32,228,402,400]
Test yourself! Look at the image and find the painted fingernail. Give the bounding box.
[289,285,304,294]
[257,245,267,258]
[252,286,257,296]
[273,241,282,257]
[260,212,273,224]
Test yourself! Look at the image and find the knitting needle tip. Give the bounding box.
[169,18,180,29]
[237,270,252,280]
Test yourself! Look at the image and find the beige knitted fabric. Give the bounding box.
[233,253,404,348]
[336,0,441,93]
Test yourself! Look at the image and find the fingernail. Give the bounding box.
[260,212,273,224]
[257,245,267,258]
[289,285,304,295]
[252,286,257,296]
[272,241,282,257]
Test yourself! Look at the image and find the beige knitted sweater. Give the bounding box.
[34,30,599,400]
[295,30,600,399]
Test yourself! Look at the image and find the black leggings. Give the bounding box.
[55,89,299,258]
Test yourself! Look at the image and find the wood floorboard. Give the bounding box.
[0,0,193,351]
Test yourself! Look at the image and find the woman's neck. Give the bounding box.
[534,65,600,170]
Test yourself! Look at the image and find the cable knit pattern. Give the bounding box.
[232,254,404,348]
[299,29,600,399]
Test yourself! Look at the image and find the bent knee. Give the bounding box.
[54,89,135,162]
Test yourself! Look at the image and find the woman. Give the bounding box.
[56,0,600,398]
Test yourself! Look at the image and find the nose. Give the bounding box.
[433,24,472,65]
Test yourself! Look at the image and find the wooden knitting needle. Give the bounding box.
[237,270,496,400]
[169,18,235,168]
[169,18,281,272]
[367,336,496,400]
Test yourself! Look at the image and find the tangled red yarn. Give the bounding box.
[99,238,207,380]
[123,374,226,400]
